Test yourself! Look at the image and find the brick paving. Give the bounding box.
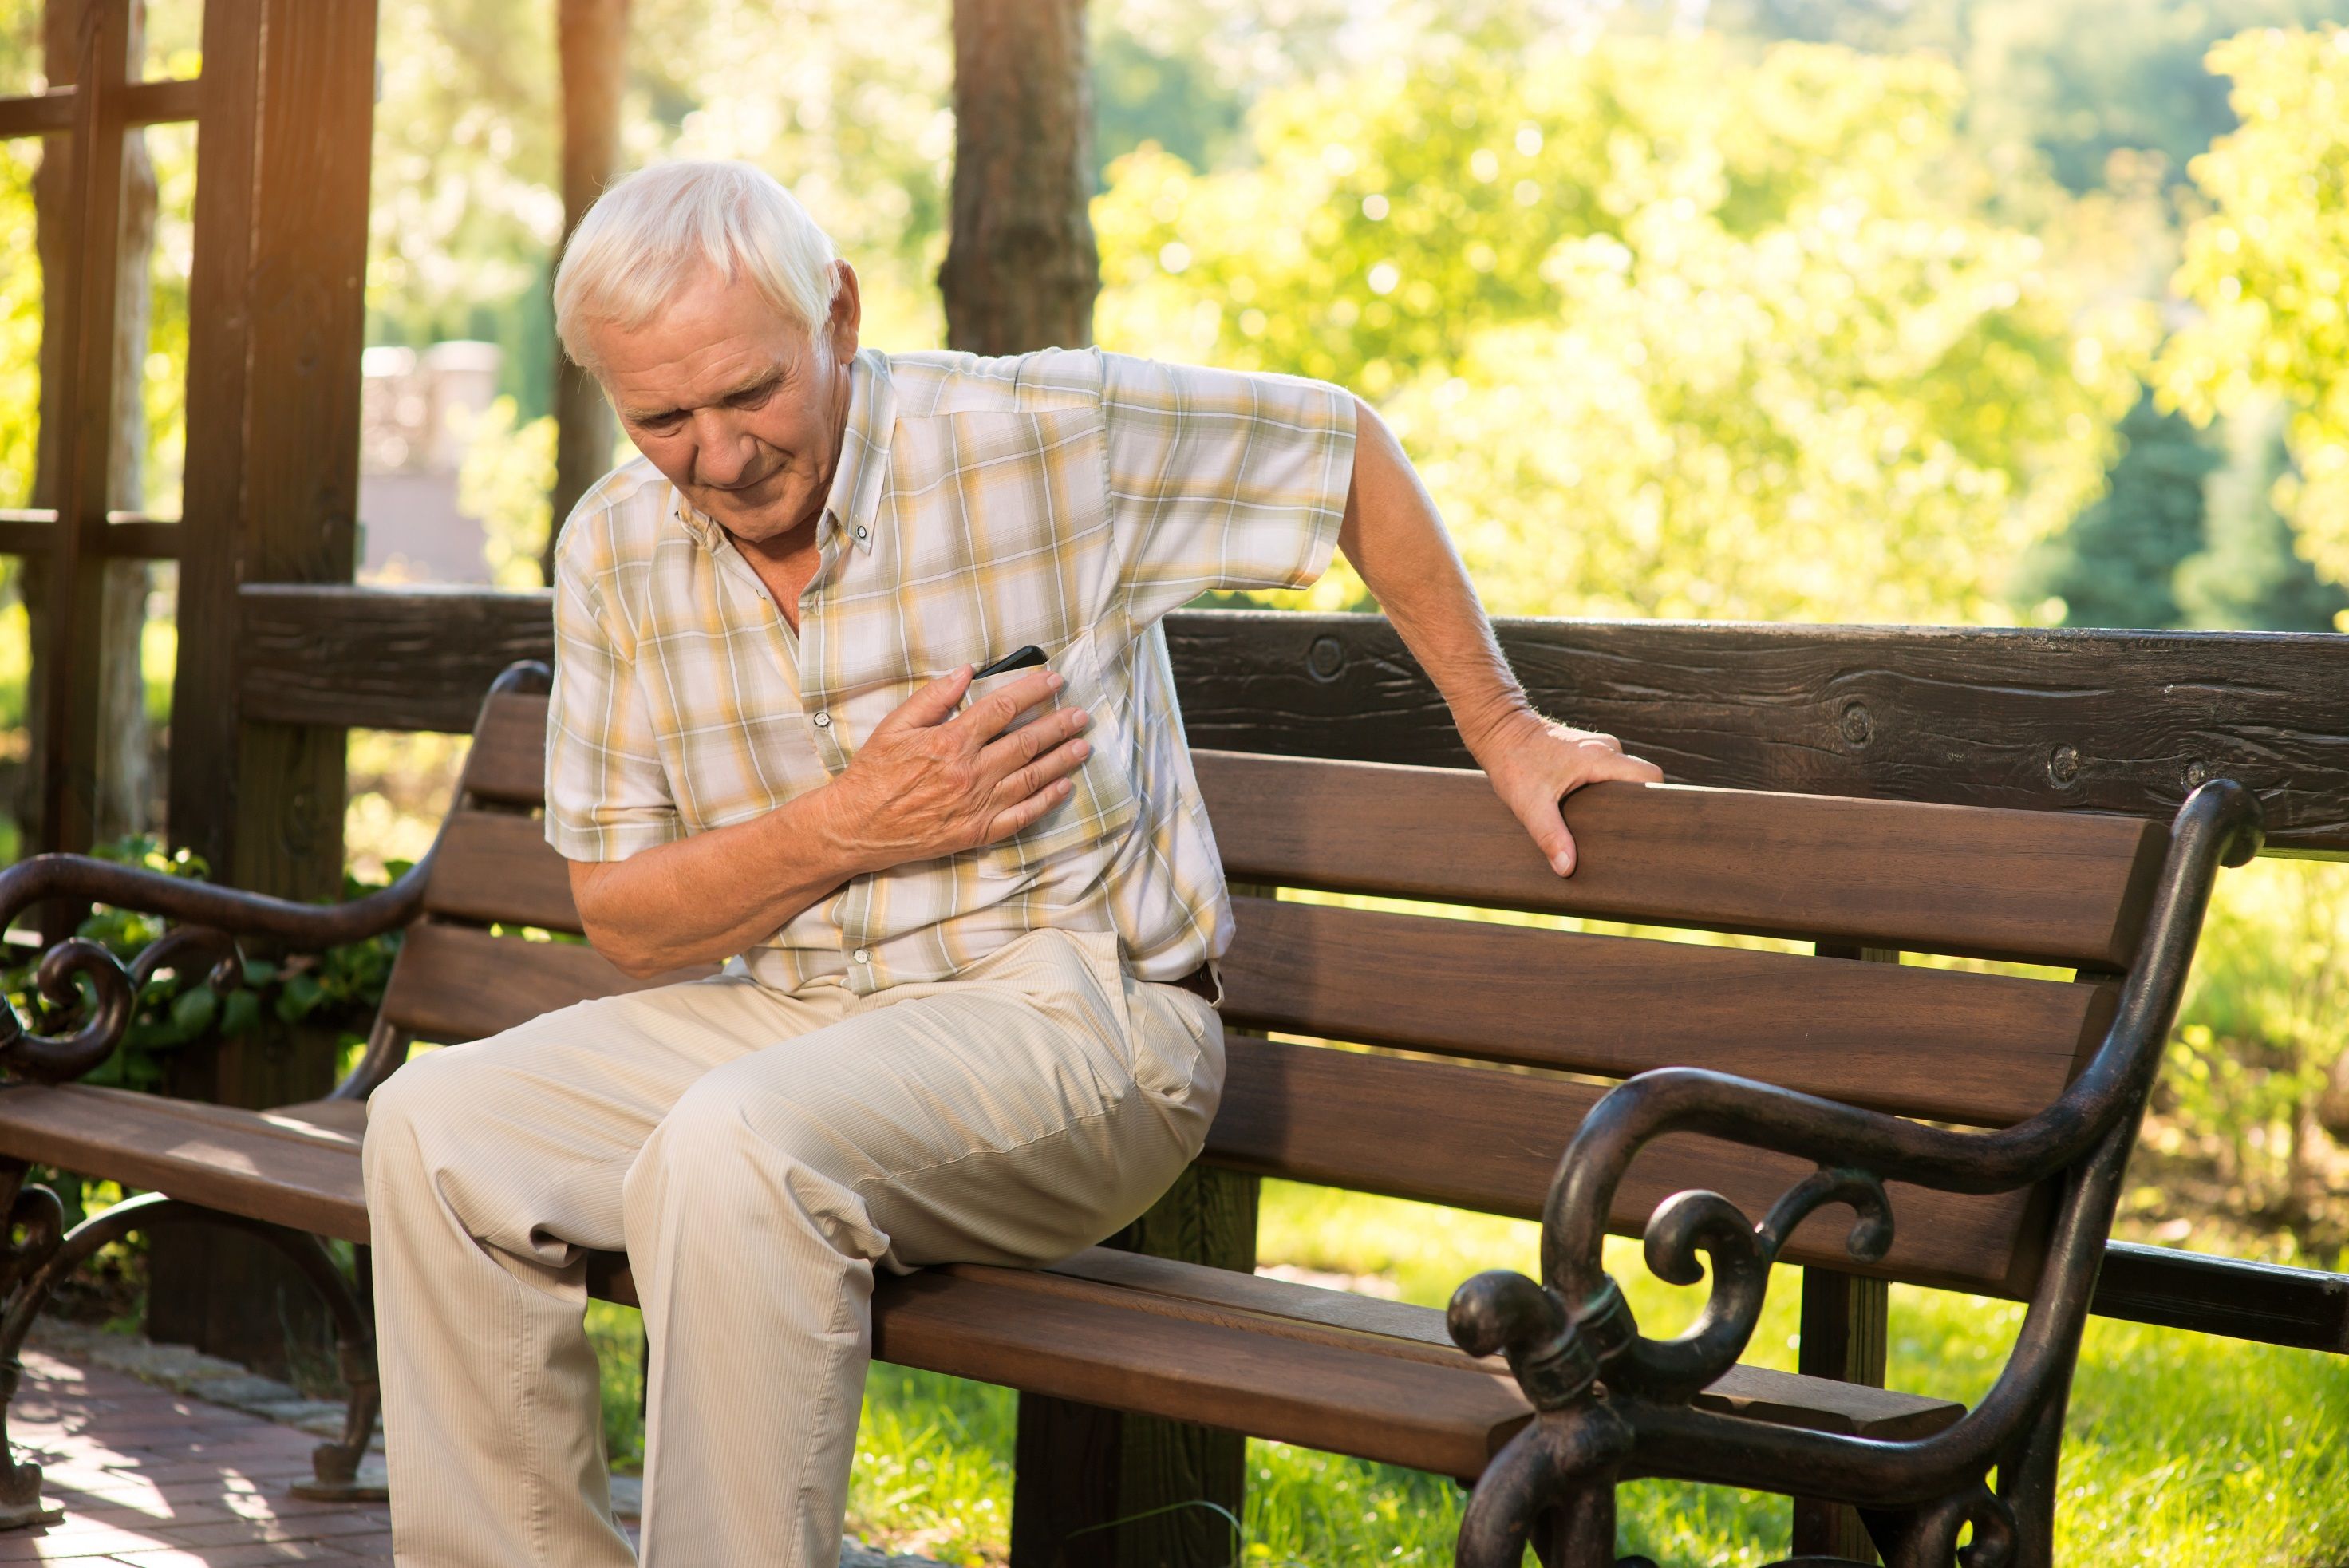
[3,1340,397,1564]
[5,1328,939,1567]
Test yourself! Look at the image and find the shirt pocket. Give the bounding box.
[969,626,1140,881]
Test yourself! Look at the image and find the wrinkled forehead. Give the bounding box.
[590,267,819,412]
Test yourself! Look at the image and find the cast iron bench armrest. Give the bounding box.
[1439,778,2265,1567]
[0,851,433,1087]
[0,662,547,1092]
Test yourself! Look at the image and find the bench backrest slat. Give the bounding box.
[380,922,715,1043]
[426,810,583,934]
[1219,896,2114,1128]
[1197,750,2168,970]
[1208,1037,2045,1296]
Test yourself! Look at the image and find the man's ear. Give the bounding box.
[827,261,863,361]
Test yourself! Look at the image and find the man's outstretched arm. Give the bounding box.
[1336,397,1661,877]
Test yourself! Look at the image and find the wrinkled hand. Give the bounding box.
[1472,709,1663,877]
[823,666,1092,871]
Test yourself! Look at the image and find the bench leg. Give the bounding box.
[0,1162,69,1528]
[1006,1165,1257,1568]
[1992,1363,2073,1568]
[0,1183,385,1524]
[1529,1478,1623,1568]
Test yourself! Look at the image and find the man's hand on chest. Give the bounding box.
[812,663,1094,874]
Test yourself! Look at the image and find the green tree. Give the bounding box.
[2015,389,2217,628]
[2178,401,2349,630]
[2159,25,2349,611]
[1096,30,2142,622]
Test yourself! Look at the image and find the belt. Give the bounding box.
[1167,962,1219,1008]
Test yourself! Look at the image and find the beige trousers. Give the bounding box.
[361,926,1222,1568]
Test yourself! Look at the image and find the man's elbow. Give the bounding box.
[586,926,669,981]
[568,861,665,979]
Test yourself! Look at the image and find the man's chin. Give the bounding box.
[697,486,812,544]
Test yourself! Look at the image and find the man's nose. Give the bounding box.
[689,413,758,487]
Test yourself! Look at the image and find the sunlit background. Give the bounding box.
[2,2,2347,1562]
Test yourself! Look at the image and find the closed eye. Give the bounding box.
[724,375,783,410]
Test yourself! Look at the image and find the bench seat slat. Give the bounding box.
[381,922,718,1043]
[1198,750,2167,970]
[0,1084,369,1244]
[1,1086,1960,1472]
[1025,1249,1961,1442]
[1222,895,2114,1128]
[1206,1037,2045,1296]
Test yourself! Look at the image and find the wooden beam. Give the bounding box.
[0,77,200,138]
[0,512,183,559]
[235,594,2349,856]
[30,0,136,870]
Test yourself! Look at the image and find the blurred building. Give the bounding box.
[357,340,501,583]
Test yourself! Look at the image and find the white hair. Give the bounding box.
[554,160,841,373]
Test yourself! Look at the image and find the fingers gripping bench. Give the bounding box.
[0,661,2258,1566]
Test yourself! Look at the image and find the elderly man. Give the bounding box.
[361,159,1659,1568]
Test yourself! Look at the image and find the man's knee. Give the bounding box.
[625,1074,874,1249]
[361,1041,515,1182]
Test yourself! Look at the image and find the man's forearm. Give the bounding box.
[1336,397,1536,760]
[568,790,859,978]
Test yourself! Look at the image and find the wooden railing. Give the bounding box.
[239,586,2349,857]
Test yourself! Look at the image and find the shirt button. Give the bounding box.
[812,712,831,729]
[852,949,871,965]
[854,524,868,541]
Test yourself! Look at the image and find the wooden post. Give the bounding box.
[152,0,378,1372]
[1794,943,1898,1563]
[939,0,1099,356]
[22,0,139,906]
[543,0,628,583]
[1008,1169,1259,1568]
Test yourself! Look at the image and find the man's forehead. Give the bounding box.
[606,338,794,413]
[592,275,808,405]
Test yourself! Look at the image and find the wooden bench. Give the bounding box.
[0,660,2272,1565]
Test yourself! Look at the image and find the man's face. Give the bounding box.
[589,261,861,547]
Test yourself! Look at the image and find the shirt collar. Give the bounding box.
[823,348,894,555]
[668,347,895,557]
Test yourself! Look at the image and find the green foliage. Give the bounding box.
[0,835,405,1094]
[1099,30,2142,622]
[2165,856,2349,1243]
[1708,0,2349,196]
[2179,398,2349,629]
[454,395,558,590]
[0,109,39,509]
[2015,388,2218,628]
[2160,24,2349,610]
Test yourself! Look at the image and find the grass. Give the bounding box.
[584,1180,2349,1566]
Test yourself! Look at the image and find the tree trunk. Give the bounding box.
[544,0,628,584]
[940,0,1098,356]
[22,0,156,850]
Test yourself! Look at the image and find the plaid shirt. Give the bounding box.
[545,347,1357,995]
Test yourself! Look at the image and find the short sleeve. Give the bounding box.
[1099,353,1357,631]
[543,552,684,863]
